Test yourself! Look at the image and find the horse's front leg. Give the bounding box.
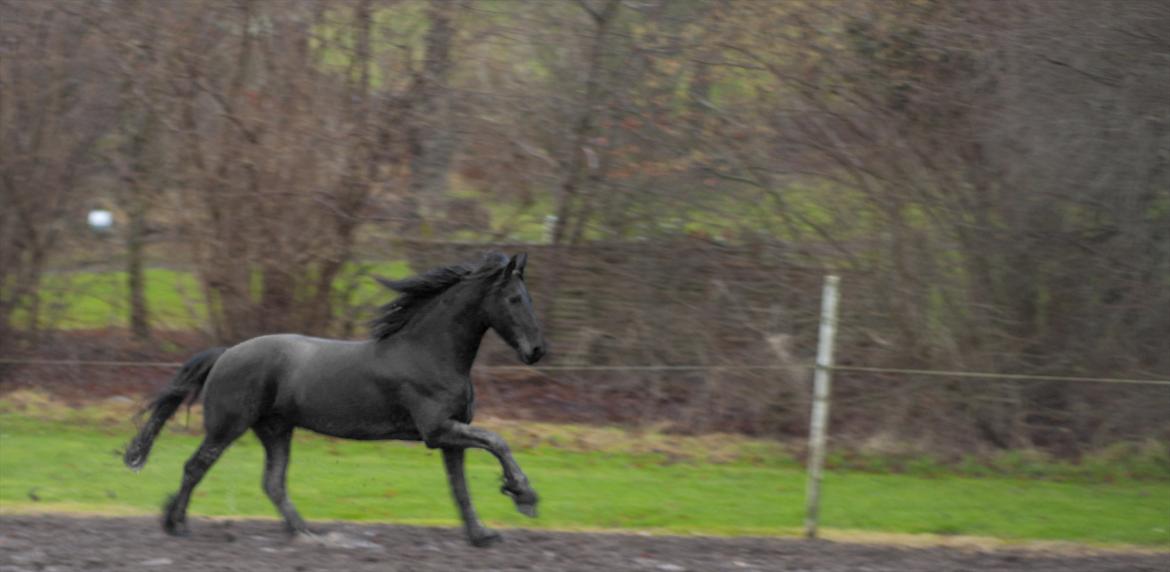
[441,448,502,547]
[429,421,538,518]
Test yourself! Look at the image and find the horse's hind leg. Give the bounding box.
[162,427,244,536]
[254,419,308,535]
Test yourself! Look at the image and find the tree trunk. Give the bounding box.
[126,195,150,339]
[407,0,457,235]
[550,0,621,246]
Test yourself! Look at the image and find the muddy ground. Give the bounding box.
[0,515,1165,572]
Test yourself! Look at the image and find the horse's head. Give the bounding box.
[483,253,546,365]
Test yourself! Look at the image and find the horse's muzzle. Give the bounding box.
[521,344,545,365]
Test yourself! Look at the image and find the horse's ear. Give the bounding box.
[509,252,527,279]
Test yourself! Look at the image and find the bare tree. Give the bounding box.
[406,0,459,234]
[0,3,110,349]
[5,0,1166,451]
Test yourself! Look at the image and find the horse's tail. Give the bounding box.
[124,347,226,471]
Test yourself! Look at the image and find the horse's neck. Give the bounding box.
[405,286,488,374]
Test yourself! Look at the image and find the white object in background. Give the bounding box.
[88,209,114,230]
[543,214,558,243]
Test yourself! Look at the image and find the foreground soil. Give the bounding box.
[0,515,1165,572]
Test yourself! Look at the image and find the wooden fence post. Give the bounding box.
[804,274,840,539]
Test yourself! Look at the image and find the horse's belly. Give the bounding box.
[296,412,420,441]
[288,393,419,441]
[304,423,421,441]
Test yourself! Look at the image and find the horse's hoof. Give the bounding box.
[469,529,502,548]
[502,485,539,518]
[292,531,322,544]
[516,502,538,518]
[162,519,190,537]
[283,520,313,536]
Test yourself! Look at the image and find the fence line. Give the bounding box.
[0,358,795,372]
[0,358,183,368]
[1,357,1168,386]
[826,365,1170,387]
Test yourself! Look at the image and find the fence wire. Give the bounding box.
[2,357,1168,386]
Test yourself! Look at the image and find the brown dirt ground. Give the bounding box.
[1,515,1166,572]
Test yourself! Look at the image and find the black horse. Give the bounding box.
[124,252,546,547]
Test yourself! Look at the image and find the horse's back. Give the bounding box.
[201,334,396,436]
[202,335,348,417]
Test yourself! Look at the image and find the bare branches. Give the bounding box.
[3,0,1167,449]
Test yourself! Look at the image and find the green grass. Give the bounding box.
[34,268,206,330]
[1,412,1167,546]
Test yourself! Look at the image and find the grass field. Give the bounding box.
[1,404,1167,547]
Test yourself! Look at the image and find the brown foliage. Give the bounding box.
[2,0,1167,452]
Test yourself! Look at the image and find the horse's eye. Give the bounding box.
[508,295,522,305]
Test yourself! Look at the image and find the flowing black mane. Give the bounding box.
[370,253,509,340]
